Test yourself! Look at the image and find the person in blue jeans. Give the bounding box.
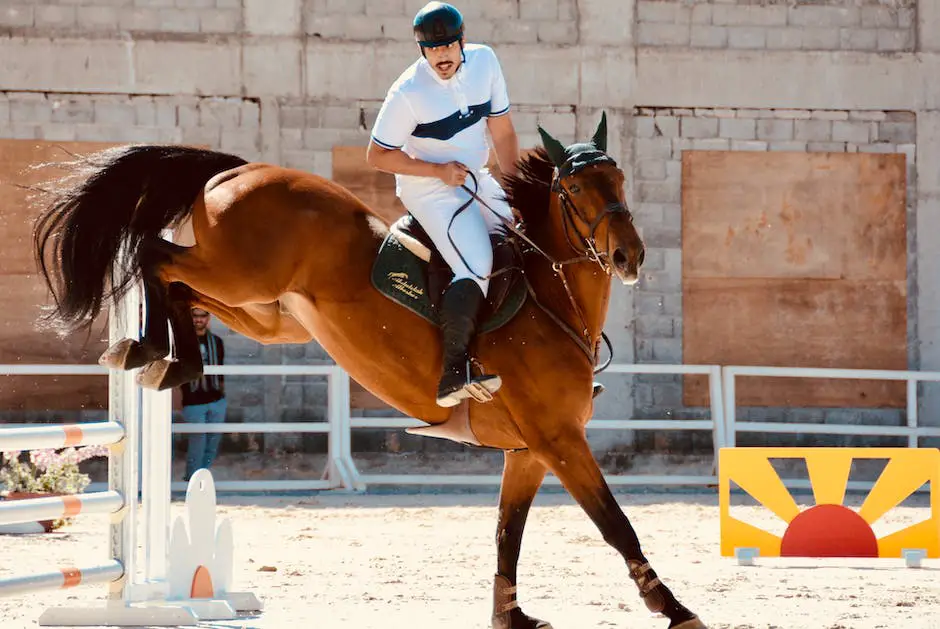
[180,307,227,482]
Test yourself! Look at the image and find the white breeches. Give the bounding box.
[399,169,514,295]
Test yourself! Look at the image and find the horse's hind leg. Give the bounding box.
[98,238,174,370]
[493,450,551,629]
[531,430,704,629]
[136,282,204,390]
[136,288,316,390]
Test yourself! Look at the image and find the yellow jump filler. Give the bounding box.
[719,447,940,568]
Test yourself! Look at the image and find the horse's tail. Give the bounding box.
[32,145,248,333]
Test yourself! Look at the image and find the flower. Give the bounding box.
[1,445,109,530]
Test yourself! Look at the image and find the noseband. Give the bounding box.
[551,151,632,274]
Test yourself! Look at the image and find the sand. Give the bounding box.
[0,490,937,629]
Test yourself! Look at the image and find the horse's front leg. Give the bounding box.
[529,425,705,629]
[493,449,551,629]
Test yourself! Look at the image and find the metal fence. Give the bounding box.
[4,361,940,492]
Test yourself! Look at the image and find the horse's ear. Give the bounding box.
[538,125,568,168]
[591,111,608,153]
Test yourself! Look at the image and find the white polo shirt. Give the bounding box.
[370,43,511,196]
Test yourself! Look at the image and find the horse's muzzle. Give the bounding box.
[611,247,639,285]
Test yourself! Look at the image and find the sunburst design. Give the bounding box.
[719,447,940,559]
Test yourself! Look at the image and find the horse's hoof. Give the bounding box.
[98,338,138,370]
[491,609,552,629]
[136,359,174,390]
[670,616,706,629]
[99,338,166,371]
[492,574,551,629]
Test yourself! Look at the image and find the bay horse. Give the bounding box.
[31,113,706,629]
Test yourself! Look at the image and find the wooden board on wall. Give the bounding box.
[681,151,907,408]
[331,146,400,410]
[331,146,406,224]
[0,140,117,412]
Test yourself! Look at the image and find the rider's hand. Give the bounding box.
[436,161,469,187]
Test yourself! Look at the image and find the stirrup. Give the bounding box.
[436,374,502,407]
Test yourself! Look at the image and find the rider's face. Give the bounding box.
[423,39,463,80]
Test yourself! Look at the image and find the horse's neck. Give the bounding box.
[525,204,612,349]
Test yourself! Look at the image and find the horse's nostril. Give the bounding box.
[613,248,627,267]
[638,248,646,267]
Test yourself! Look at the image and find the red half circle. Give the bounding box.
[780,504,878,558]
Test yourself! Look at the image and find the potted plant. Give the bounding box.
[0,445,108,532]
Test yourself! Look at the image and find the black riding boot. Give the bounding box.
[436,279,502,407]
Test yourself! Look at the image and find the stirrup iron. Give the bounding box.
[436,359,502,407]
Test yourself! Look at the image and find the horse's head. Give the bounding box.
[537,112,645,285]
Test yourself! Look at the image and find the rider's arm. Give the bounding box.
[366,88,466,185]
[367,85,444,178]
[366,141,443,179]
[486,113,519,178]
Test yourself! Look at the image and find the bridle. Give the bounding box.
[455,155,634,374]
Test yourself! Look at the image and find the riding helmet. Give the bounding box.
[413,2,464,48]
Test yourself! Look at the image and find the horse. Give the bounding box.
[31,112,706,629]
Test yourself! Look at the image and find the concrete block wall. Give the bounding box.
[638,0,915,51]
[1,1,242,34]
[0,92,260,156]
[3,0,940,456]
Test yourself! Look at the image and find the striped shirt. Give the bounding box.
[370,43,511,196]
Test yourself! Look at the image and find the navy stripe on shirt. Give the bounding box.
[411,101,492,141]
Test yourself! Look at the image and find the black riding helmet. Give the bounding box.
[413,2,464,57]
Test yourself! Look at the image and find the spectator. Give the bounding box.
[179,307,227,482]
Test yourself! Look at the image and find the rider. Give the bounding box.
[366,2,519,408]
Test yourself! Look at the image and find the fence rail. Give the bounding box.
[722,365,940,448]
[3,362,939,492]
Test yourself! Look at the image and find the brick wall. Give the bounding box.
[0,0,242,34]
[0,91,260,157]
[638,0,915,51]
[304,0,580,45]
[631,105,917,450]
[0,0,581,45]
[2,0,939,458]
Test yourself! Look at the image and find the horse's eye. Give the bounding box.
[569,184,580,193]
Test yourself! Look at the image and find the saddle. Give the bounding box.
[371,213,527,333]
[370,213,529,448]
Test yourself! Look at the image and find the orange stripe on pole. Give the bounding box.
[61,496,82,517]
[62,425,84,447]
[60,567,82,589]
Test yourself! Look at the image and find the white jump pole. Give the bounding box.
[32,282,202,626]
[1,264,260,625]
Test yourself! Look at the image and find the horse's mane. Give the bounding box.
[502,147,554,227]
